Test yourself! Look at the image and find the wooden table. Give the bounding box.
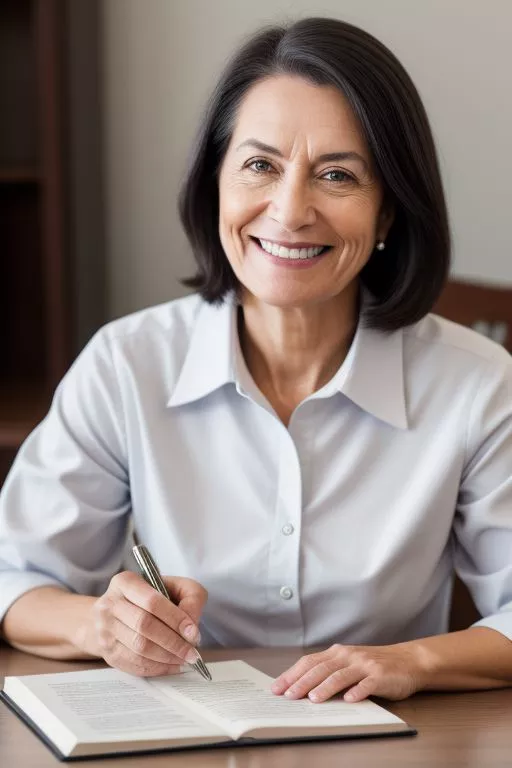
[1,644,511,766]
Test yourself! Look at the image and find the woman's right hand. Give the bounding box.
[83,571,208,677]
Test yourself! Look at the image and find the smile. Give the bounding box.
[253,238,331,260]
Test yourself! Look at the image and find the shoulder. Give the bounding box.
[84,293,205,363]
[65,293,210,393]
[403,313,512,384]
[100,293,204,347]
[401,315,511,454]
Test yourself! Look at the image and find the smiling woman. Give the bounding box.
[1,17,511,708]
[179,18,448,421]
[179,18,450,330]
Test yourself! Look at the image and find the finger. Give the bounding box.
[110,617,185,665]
[163,577,208,628]
[271,651,332,694]
[103,638,185,678]
[110,572,200,649]
[343,676,378,703]
[308,666,364,703]
[112,597,188,660]
[282,660,350,700]
[111,594,200,665]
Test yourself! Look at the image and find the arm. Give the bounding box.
[0,329,207,675]
[414,626,512,690]
[2,573,207,677]
[0,329,129,652]
[1,586,99,660]
[270,627,512,704]
[410,354,512,693]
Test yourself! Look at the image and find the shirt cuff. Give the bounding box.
[472,613,512,642]
[0,572,68,624]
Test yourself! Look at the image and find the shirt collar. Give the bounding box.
[166,296,237,407]
[167,294,408,429]
[339,317,408,430]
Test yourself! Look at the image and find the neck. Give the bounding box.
[239,285,359,424]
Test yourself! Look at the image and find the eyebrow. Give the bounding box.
[236,139,369,171]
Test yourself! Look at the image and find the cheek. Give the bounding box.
[219,204,245,257]
[218,203,250,267]
[219,188,263,244]
[328,196,381,239]
[220,196,244,227]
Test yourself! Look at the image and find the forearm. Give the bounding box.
[1,586,101,661]
[406,627,512,691]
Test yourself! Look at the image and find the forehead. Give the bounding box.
[230,74,367,154]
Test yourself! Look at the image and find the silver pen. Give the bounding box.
[132,544,212,681]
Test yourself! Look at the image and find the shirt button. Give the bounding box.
[281,523,294,536]
[280,586,293,600]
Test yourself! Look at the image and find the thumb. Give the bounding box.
[162,576,208,627]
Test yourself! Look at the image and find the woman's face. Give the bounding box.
[218,75,393,309]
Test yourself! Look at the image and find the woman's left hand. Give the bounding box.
[271,642,427,703]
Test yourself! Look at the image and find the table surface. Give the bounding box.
[1,644,512,767]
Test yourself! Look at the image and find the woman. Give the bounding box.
[1,18,511,705]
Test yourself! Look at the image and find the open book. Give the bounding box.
[1,660,415,760]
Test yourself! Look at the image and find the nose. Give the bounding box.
[267,171,316,230]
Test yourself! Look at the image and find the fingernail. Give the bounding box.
[182,625,200,644]
[185,648,200,664]
[168,665,188,675]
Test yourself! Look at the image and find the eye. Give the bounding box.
[321,169,355,183]
[246,158,274,174]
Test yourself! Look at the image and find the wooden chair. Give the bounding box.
[434,279,512,630]
[435,279,512,353]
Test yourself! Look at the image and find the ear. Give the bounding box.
[377,200,395,242]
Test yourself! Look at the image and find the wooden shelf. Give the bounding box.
[0,0,70,463]
[0,0,105,483]
[0,168,40,184]
[0,380,50,448]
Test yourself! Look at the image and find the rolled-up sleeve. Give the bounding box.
[454,356,512,640]
[0,329,131,623]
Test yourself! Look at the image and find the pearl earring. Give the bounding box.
[376,241,386,251]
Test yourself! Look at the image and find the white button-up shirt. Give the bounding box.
[1,293,511,647]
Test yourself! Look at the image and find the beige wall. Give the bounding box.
[103,0,512,319]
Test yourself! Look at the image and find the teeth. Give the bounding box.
[259,239,325,259]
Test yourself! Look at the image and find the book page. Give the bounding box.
[150,660,404,740]
[5,668,226,746]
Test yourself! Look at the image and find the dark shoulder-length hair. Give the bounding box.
[179,17,450,330]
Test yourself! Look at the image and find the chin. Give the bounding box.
[241,282,328,309]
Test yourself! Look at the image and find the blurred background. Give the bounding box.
[1,0,511,481]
